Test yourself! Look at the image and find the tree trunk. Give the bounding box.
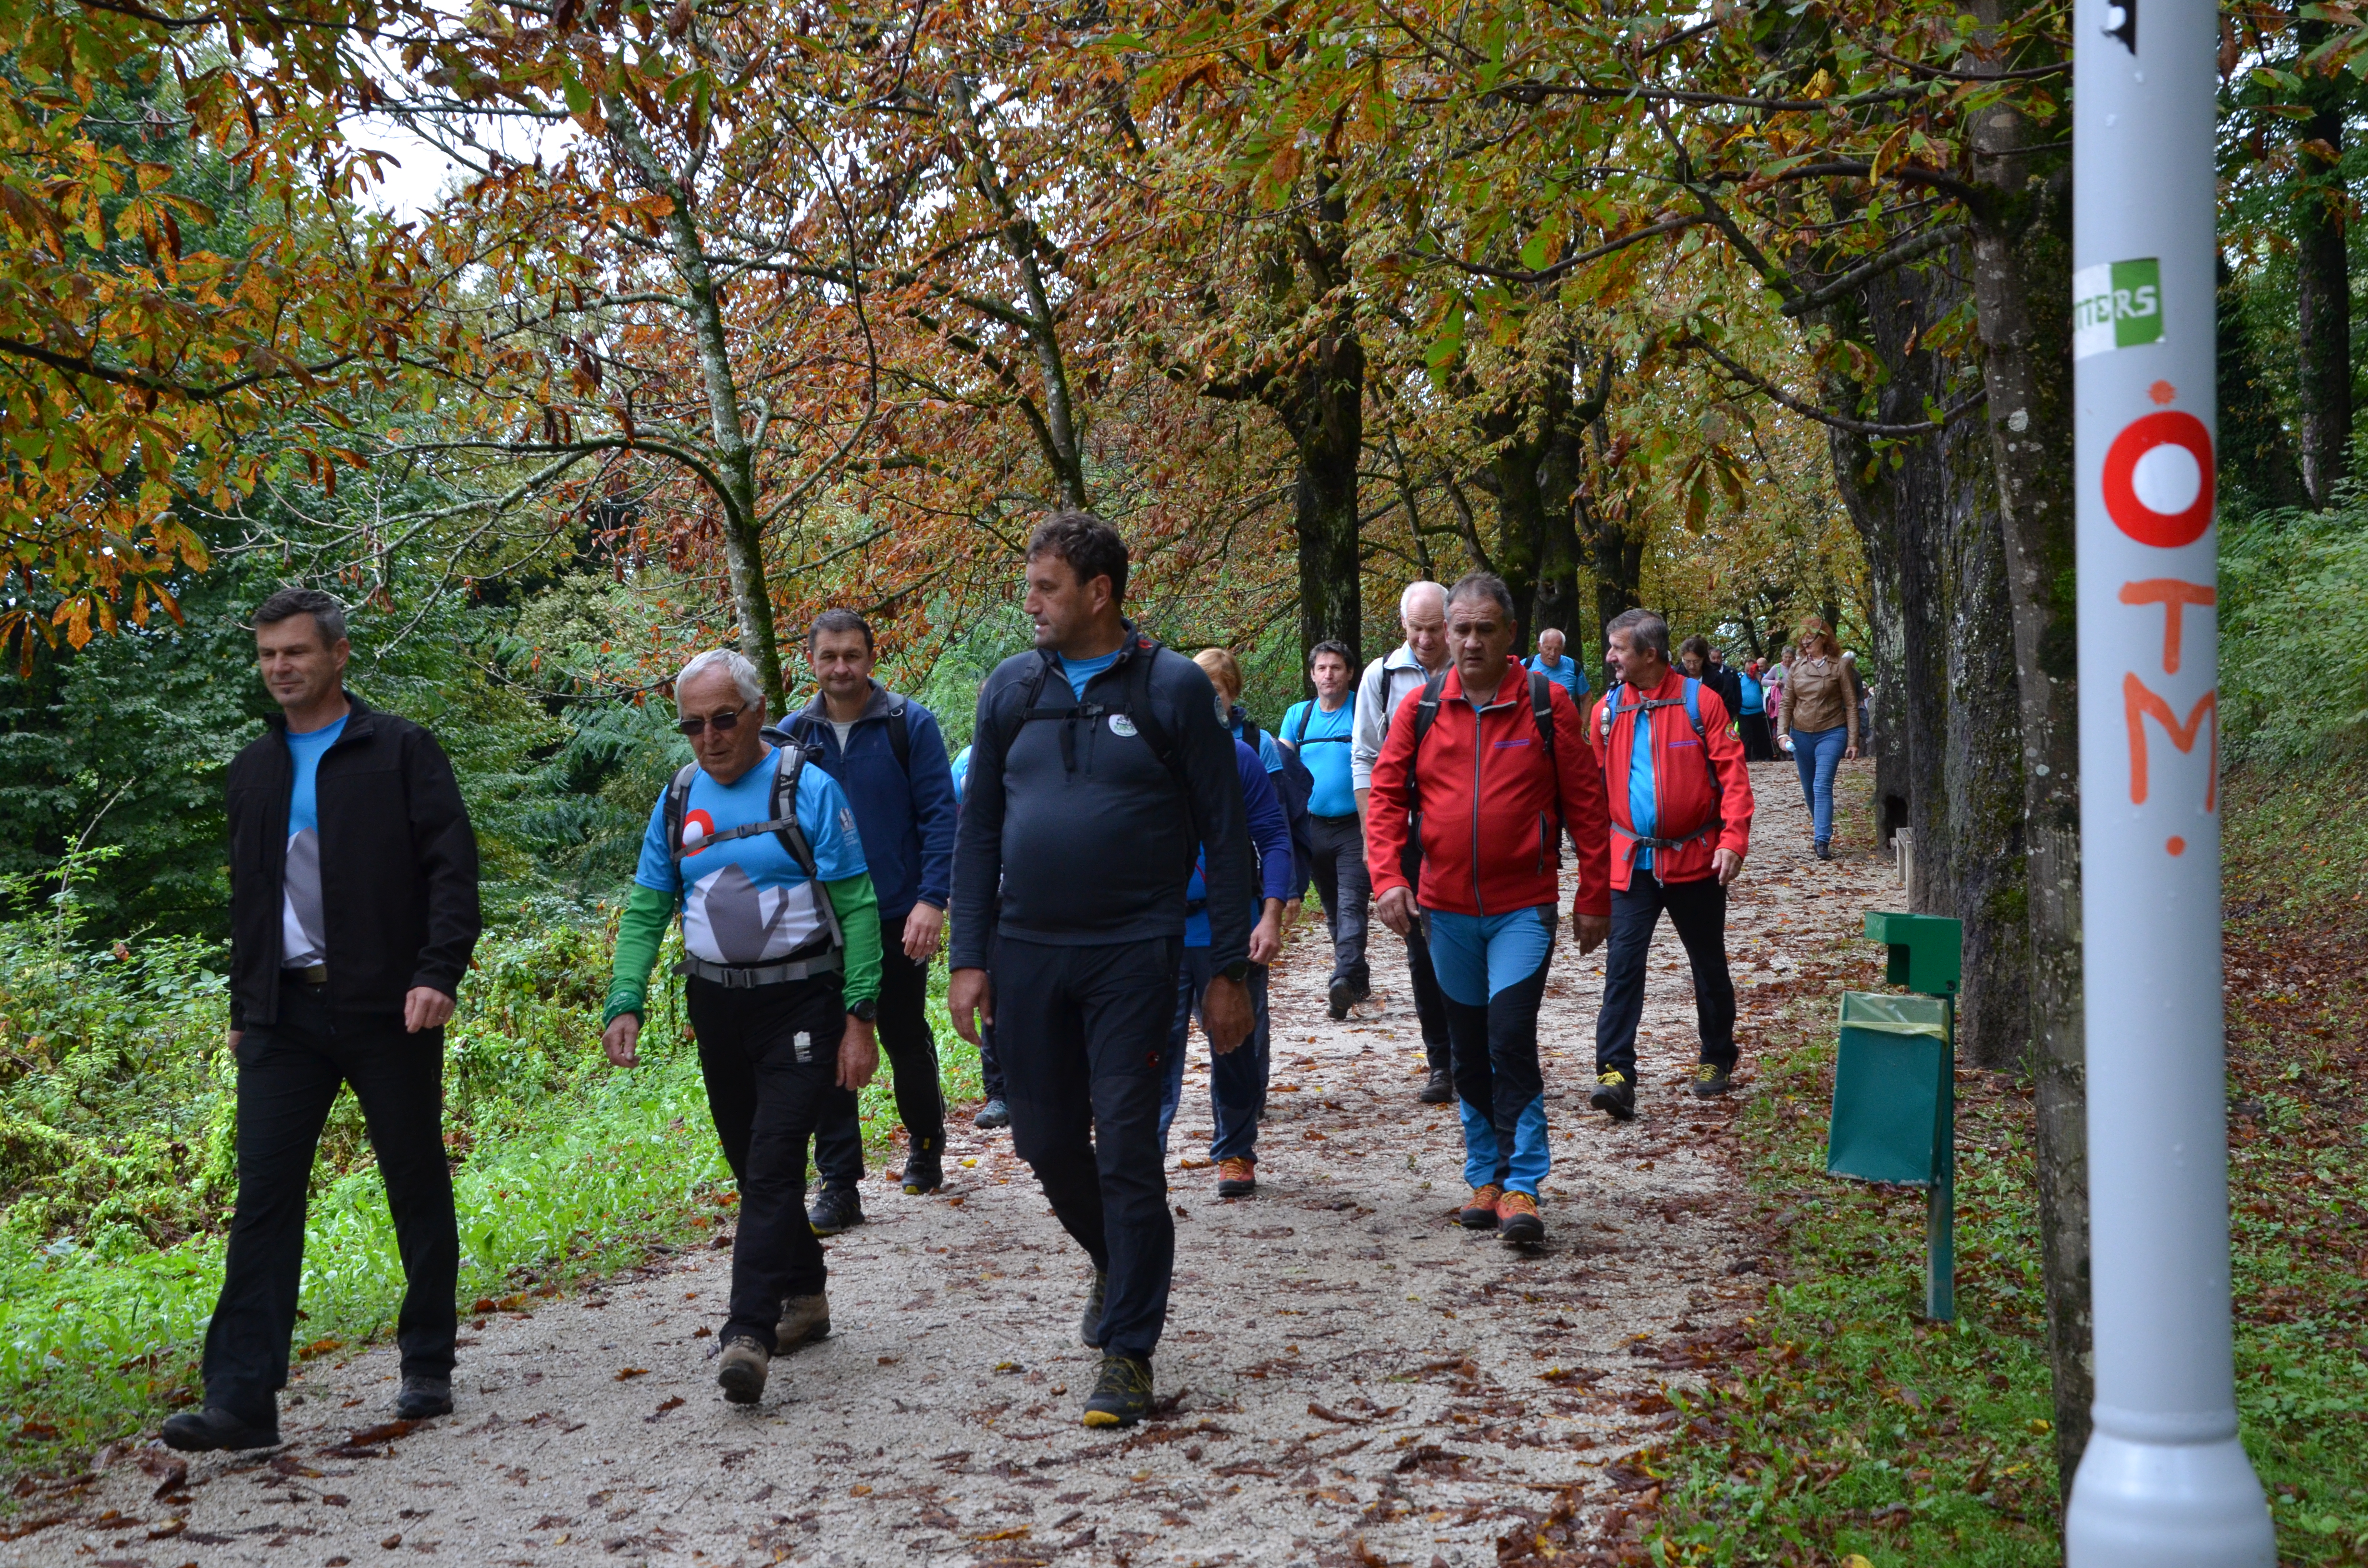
[1483,348,1590,653]
[2217,258,2307,509]
[2294,6,2351,509]
[1968,66,2091,1496]
[1278,327,1366,662]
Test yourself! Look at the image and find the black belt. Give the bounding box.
[284,964,328,985]
[676,951,842,988]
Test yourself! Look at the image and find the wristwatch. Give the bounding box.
[848,998,879,1022]
[1218,960,1252,983]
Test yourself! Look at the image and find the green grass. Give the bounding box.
[1634,763,2368,1567]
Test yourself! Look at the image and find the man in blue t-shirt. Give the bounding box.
[1523,627,1591,707]
[600,649,886,1409]
[1280,639,1369,1018]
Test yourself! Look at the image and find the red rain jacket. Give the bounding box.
[1365,663,1610,919]
[1588,668,1755,891]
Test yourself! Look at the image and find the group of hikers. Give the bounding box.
[163,508,1859,1453]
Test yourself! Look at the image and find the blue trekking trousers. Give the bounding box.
[1423,905,1556,1196]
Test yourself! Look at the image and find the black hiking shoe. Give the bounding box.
[1346,970,1372,1004]
[716,1335,769,1405]
[1082,1354,1154,1429]
[900,1142,943,1195]
[394,1375,452,1420]
[1590,1071,1637,1122]
[808,1184,864,1236]
[973,1098,1010,1130]
[1327,976,1354,1020]
[1080,1269,1108,1349]
[1419,1068,1454,1105]
[160,1406,279,1453]
[1815,842,1833,860]
[1691,1063,1735,1098]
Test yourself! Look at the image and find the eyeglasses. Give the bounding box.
[676,705,746,737]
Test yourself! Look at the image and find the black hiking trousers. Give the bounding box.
[687,973,848,1349]
[812,908,946,1189]
[1594,875,1738,1081]
[992,932,1181,1362]
[203,979,457,1426]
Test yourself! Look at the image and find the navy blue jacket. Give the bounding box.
[786,680,958,920]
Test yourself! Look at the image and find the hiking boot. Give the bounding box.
[1082,1353,1155,1429]
[1815,841,1833,860]
[1459,1184,1503,1229]
[900,1142,943,1195]
[973,1098,1010,1130]
[716,1334,769,1405]
[1590,1071,1637,1122]
[1418,1068,1454,1105]
[1346,971,1372,1004]
[807,1184,864,1236]
[1080,1269,1108,1348]
[1327,976,1354,1020]
[775,1292,831,1353]
[1216,1157,1257,1198]
[1496,1190,1545,1245]
[1691,1063,1735,1098]
[160,1406,279,1453]
[393,1374,452,1420]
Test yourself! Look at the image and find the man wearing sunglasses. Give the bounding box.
[599,649,884,1408]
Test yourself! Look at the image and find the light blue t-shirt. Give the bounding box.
[1740,674,1765,715]
[280,713,348,968]
[1058,649,1122,701]
[1282,698,1357,817]
[635,747,868,968]
[950,744,972,804]
[1231,717,1285,776]
[1627,708,1657,874]
[1525,654,1590,703]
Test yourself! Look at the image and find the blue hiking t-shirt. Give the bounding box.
[950,744,972,804]
[1283,698,1357,817]
[1058,649,1122,701]
[635,747,868,968]
[280,712,348,968]
[1627,706,1657,874]
[1525,654,1590,704]
[1740,673,1765,715]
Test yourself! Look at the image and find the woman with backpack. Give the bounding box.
[1775,619,1859,859]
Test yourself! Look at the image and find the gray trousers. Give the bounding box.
[1307,813,1370,984]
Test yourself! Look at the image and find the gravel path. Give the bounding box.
[15,762,1894,1568]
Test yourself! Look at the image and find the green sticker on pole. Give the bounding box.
[2073,258,2163,359]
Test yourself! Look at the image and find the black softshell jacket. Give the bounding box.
[225,692,481,1029]
[951,631,1255,972]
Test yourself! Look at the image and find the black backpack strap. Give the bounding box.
[886,694,911,774]
[1122,639,1184,785]
[663,762,699,860]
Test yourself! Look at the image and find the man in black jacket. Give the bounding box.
[949,513,1255,1431]
[163,588,481,1452]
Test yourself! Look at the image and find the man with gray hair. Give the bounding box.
[599,648,885,1408]
[1352,580,1455,1103]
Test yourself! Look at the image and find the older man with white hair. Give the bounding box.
[1352,580,1455,1103]
[599,649,883,1409]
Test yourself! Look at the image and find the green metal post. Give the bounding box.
[1925,992,1956,1322]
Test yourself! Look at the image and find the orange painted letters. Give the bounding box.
[2123,673,2218,810]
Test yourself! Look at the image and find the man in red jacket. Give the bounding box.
[1587,609,1756,1120]
[1367,573,1610,1244]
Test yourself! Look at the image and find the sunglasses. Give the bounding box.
[676,705,747,737]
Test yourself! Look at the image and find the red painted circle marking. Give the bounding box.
[2166,835,2186,857]
[2103,412,2214,548]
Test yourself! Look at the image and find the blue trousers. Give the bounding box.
[1158,948,1270,1163]
[1791,724,1849,845]
[1423,906,1556,1196]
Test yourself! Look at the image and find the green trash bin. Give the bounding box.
[1825,987,1958,1322]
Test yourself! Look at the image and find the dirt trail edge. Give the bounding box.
[19,761,1893,1568]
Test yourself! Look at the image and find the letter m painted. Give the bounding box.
[2123,673,2217,810]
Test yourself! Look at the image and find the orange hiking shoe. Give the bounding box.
[1496,1189,1544,1244]
[1459,1184,1503,1229]
[1216,1157,1257,1198]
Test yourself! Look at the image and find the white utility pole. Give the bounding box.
[2067,0,2276,1559]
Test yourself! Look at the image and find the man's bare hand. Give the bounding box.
[1575,913,1611,954]
[404,987,455,1034]
[1202,974,1254,1054]
[949,967,993,1046]
[1375,885,1417,938]
[1714,847,1746,887]
[1281,898,1303,934]
[839,1018,879,1091]
[902,902,946,961]
[1248,905,1283,966]
[226,1029,243,1054]
[602,1013,641,1068]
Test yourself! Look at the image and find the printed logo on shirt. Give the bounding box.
[681,809,718,854]
[1494,737,1534,748]
[838,806,858,838]
[1109,713,1138,737]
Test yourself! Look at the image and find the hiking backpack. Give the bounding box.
[661,733,845,955]
[1398,668,1565,885]
[1599,677,1725,865]
[990,635,1186,787]
[1236,708,1316,904]
[786,693,913,772]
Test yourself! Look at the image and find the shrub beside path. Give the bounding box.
[11,762,1894,1568]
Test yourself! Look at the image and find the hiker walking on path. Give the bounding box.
[1775,618,1858,860]
[948,513,1255,1430]
[789,609,960,1225]
[1281,640,1369,1020]
[1588,610,1755,1121]
[1365,573,1610,1247]
[1523,626,1591,708]
[1683,637,1744,735]
[1352,581,1457,1105]
[166,589,482,1453]
[1160,687,1295,1199]
[948,745,1009,1132]
[1738,660,1775,761]
[599,649,883,1408]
